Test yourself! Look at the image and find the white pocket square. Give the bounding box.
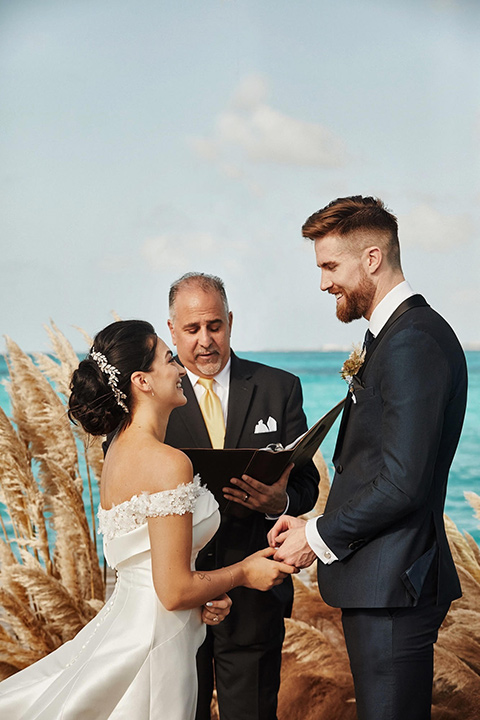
[254,416,278,434]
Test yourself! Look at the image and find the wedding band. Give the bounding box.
[244,493,249,502]
[213,615,219,622]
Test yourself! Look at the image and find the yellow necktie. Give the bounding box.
[198,378,225,449]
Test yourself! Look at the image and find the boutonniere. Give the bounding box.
[340,345,365,403]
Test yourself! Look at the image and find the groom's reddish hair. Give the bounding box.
[302,195,401,269]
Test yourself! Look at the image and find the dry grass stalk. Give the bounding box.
[72,324,93,349]
[34,321,80,399]
[279,618,356,720]
[0,406,51,570]
[36,322,104,544]
[465,491,480,524]
[43,457,103,601]
[444,515,480,585]
[299,449,330,523]
[0,583,58,655]
[4,337,79,490]
[0,326,105,679]
[10,554,99,640]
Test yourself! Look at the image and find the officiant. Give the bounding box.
[164,272,319,720]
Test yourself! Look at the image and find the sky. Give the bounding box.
[1,0,479,353]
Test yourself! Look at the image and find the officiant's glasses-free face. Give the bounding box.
[168,288,233,378]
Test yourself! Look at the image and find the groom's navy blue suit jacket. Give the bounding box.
[164,351,319,644]
[316,296,467,609]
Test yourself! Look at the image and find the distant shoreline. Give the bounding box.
[2,347,480,358]
[236,346,480,354]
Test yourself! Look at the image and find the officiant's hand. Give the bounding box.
[267,515,317,569]
[202,593,232,626]
[222,463,294,516]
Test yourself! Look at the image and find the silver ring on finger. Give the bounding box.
[244,493,249,502]
[213,615,219,622]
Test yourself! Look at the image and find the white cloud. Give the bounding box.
[231,74,269,110]
[216,104,345,167]
[141,233,217,271]
[191,74,347,171]
[400,204,474,251]
[190,137,219,162]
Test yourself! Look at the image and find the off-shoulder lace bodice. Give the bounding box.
[97,475,208,541]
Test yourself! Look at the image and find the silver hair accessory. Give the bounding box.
[89,347,129,413]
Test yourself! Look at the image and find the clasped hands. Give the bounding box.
[202,514,316,625]
[222,462,316,568]
[267,515,317,569]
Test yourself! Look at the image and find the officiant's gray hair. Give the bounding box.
[168,272,230,321]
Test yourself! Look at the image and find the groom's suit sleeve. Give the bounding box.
[313,325,461,561]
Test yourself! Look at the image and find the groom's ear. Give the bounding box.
[364,246,382,274]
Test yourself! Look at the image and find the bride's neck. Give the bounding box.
[127,404,169,443]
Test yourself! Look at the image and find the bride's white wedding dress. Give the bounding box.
[0,477,220,719]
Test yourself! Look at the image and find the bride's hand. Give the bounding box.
[202,593,232,625]
[241,547,298,591]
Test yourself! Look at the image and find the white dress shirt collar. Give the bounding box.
[185,357,231,423]
[369,280,415,337]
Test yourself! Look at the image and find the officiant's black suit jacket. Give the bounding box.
[316,297,467,608]
[164,351,319,645]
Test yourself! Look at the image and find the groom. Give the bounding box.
[269,196,467,720]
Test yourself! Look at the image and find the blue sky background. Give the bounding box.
[1,0,479,352]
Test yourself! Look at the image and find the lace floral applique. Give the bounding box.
[98,475,206,541]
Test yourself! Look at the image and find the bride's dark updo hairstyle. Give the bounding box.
[68,320,158,436]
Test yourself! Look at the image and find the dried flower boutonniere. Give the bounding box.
[340,344,366,403]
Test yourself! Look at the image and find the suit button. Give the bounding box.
[336,465,343,474]
[348,540,364,550]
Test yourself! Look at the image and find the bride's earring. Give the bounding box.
[145,383,155,397]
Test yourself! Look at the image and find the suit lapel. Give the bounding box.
[356,294,428,382]
[333,294,429,460]
[224,353,255,449]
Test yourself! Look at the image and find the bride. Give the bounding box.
[0,320,295,719]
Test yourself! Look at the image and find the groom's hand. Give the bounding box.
[222,463,294,516]
[267,515,317,569]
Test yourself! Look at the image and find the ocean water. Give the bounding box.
[0,351,479,548]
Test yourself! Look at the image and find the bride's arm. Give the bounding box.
[147,451,296,612]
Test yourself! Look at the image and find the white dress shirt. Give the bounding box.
[306,280,415,564]
[185,359,231,425]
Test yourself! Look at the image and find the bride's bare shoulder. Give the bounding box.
[137,440,194,492]
[102,437,193,504]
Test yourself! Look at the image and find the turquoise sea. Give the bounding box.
[0,351,479,547]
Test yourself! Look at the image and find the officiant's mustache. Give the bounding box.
[195,346,220,360]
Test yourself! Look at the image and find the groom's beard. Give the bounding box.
[336,270,375,324]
